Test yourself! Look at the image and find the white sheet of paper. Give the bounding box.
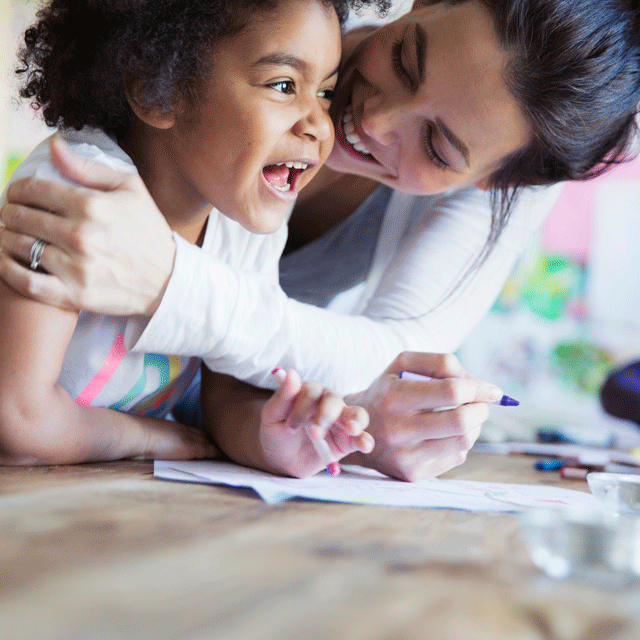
[154,460,602,512]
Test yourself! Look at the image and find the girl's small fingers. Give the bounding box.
[337,405,370,435]
[329,430,375,458]
[354,431,375,453]
[310,391,347,436]
[286,383,340,433]
[265,368,302,424]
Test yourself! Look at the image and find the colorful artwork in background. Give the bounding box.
[459,156,640,441]
[541,153,640,264]
[3,154,25,186]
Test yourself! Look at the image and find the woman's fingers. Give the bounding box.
[48,135,135,191]
[379,403,490,449]
[386,351,474,380]
[0,251,70,306]
[1,202,69,247]
[397,449,472,482]
[0,227,55,267]
[381,374,501,413]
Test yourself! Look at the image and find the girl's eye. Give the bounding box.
[317,88,335,101]
[391,37,415,91]
[424,124,449,170]
[270,80,295,94]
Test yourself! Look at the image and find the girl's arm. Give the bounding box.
[0,279,215,465]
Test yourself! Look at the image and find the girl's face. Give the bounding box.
[327,0,532,194]
[156,0,341,233]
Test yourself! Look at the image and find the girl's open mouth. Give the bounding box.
[262,161,308,195]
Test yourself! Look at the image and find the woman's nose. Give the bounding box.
[360,94,402,147]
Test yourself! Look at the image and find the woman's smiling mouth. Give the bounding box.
[336,103,378,164]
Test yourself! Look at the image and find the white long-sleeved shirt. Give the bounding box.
[129,181,562,395]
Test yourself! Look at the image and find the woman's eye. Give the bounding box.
[391,37,414,90]
[424,124,449,170]
[270,80,295,94]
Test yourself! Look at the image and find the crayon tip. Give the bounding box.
[327,462,341,477]
[499,395,519,407]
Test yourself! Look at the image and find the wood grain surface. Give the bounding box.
[1,453,639,640]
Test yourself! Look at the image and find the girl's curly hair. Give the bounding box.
[16,0,390,138]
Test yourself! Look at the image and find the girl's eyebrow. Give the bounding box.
[252,54,340,80]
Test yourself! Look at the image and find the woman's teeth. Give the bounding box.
[342,105,372,156]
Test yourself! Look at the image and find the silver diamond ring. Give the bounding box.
[29,238,47,271]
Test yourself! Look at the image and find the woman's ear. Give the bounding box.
[123,75,176,130]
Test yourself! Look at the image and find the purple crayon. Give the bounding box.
[398,371,520,407]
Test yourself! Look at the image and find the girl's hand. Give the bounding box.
[0,136,174,316]
[260,369,373,478]
[343,352,503,482]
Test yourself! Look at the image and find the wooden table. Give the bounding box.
[1,453,639,640]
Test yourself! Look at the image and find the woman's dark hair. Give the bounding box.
[484,0,640,252]
[421,0,640,305]
[16,0,390,139]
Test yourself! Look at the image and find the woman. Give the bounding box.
[1,0,639,479]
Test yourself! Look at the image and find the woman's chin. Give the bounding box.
[326,141,378,180]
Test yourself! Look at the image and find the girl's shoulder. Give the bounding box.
[2,128,137,206]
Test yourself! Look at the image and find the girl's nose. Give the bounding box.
[295,99,333,142]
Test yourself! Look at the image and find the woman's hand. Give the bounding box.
[343,352,503,482]
[259,368,374,478]
[0,136,175,315]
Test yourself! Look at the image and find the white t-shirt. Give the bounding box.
[1,128,287,417]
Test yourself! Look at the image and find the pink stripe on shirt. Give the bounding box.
[75,333,127,407]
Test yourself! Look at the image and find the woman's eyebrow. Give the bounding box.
[414,23,427,84]
[252,54,339,80]
[435,117,470,167]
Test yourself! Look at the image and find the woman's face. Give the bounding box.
[327,0,532,194]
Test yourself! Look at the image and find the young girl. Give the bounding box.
[0,0,380,470]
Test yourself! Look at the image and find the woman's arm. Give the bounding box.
[0,141,561,395]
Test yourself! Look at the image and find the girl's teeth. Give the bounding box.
[276,161,308,170]
[341,105,372,157]
[272,183,291,192]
